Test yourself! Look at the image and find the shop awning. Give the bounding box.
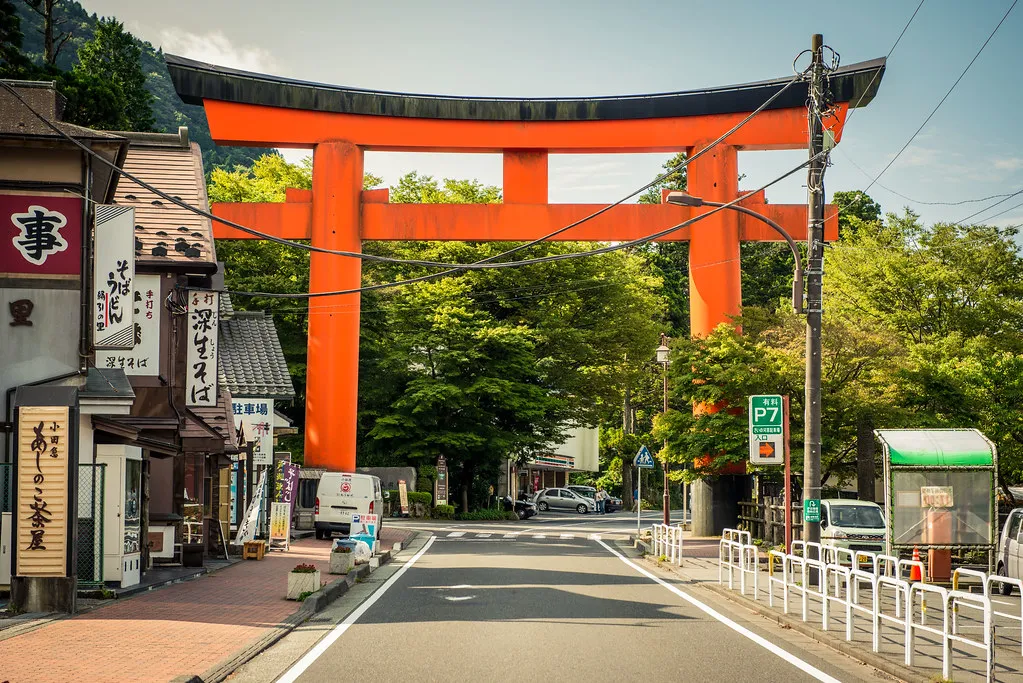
[875,429,995,467]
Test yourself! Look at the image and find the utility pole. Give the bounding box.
[803,34,827,555]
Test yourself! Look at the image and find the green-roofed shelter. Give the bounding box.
[876,429,998,576]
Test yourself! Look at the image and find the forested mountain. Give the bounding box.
[13,0,266,170]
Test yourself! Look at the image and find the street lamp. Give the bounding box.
[666,191,803,314]
[656,334,671,525]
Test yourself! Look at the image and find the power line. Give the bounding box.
[227,153,822,298]
[864,0,1019,193]
[837,148,1020,206]
[1,71,802,272]
[955,188,1023,224]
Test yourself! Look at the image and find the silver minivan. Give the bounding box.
[534,488,595,514]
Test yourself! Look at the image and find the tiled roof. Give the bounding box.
[220,290,235,319]
[219,311,295,400]
[111,132,217,272]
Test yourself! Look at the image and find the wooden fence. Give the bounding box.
[737,497,805,545]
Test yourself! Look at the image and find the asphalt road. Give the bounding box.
[270,532,890,683]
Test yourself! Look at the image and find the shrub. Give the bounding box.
[455,509,520,521]
[332,545,352,554]
[291,563,318,573]
[297,591,315,602]
[433,504,456,519]
[408,491,432,506]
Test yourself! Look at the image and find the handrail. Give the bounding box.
[716,530,1000,680]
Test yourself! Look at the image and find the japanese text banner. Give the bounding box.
[16,406,70,577]
[93,205,136,349]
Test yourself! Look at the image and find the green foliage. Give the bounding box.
[407,491,432,507]
[291,563,317,573]
[0,0,31,77]
[13,0,264,169]
[73,18,153,131]
[390,171,502,204]
[455,509,519,521]
[433,504,455,519]
[297,591,314,602]
[833,190,882,238]
[637,152,687,204]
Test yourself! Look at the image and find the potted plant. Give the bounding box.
[329,544,355,575]
[287,563,320,600]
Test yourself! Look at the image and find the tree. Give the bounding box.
[73,18,153,131]
[638,153,690,336]
[389,171,501,204]
[832,189,882,238]
[366,278,570,512]
[828,212,1023,346]
[26,0,70,66]
[0,0,31,77]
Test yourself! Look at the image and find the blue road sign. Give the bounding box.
[634,445,655,468]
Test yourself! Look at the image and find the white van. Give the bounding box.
[820,499,887,555]
[314,472,383,540]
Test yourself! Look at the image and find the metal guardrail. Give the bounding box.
[723,532,998,682]
[650,524,683,566]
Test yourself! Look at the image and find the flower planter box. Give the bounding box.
[287,570,321,600]
[329,552,355,575]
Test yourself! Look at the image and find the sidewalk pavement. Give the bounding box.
[0,528,411,683]
[654,544,1023,683]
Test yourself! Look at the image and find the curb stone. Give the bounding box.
[637,554,927,683]
[194,533,419,683]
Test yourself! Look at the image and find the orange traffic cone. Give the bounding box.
[910,546,923,582]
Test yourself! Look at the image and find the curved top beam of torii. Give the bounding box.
[165,54,885,152]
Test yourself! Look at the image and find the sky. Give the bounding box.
[85,0,1023,227]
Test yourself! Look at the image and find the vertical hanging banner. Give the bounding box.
[16,406,70,577]
[96,273,161,374]
[187,290,219,406]
[92,205,135,349]
[232,399,274,465]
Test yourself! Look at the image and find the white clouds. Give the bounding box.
[158,28,277,74]
[993,157,1023,172]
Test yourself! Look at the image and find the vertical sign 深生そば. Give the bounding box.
[232,399,273,466]
[95,274,161,375]
[92,205,135,349]
[187,290,219,407]
[16,406,70,577]
[2,194,82,276]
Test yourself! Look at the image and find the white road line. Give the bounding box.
[532,534,547,539]
[596,539,841,683]
[559,533,574,539]
[503,533,519,539]
[476,533,491,538]
[446,531,465,538]
[276,535,436,683]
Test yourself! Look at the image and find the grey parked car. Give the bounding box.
[534,488,595,514]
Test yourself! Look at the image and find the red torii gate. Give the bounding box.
[168,56,884,473]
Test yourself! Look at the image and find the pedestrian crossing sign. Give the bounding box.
[634,445,655,468]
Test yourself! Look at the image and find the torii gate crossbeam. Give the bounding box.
[167,55,885,473]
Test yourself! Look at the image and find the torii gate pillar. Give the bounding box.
[306,141,364,468]
[688,142,740,335]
